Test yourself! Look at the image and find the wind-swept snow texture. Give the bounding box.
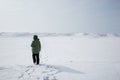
[0,33,120,80]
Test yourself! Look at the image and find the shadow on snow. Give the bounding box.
[39,64,84,74]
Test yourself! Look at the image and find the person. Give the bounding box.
[31,35,41,65]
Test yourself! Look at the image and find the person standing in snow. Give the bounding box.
[31,35,41,65]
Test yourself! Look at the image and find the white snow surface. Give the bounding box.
[0,32,120,80]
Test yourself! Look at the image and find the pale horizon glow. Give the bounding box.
[0,0,120,33]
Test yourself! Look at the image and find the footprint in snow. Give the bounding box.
[17,64,59,80]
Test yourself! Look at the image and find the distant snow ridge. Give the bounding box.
[0,32,39,38]
[0,32,120,38]
[74,33,100,38]
[74,33,120,38]
[0,32,32,37]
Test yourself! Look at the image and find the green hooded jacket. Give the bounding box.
[31,39,41,54]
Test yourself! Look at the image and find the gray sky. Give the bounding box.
[0,0,120,33]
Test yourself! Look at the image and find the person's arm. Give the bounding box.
[39,41,41,52]
[31,41,34,47]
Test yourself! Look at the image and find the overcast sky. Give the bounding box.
[0,0,120,33]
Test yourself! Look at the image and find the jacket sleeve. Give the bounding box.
[39,41,41,51]
[31,41,34,47]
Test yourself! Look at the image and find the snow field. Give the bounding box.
[0,34,120,80]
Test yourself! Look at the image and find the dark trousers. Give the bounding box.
[32,54,39,64]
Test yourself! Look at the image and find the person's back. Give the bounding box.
[31,38,41,54]
[31,35,41,65]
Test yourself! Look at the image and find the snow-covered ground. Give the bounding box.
[0,33,120,80]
